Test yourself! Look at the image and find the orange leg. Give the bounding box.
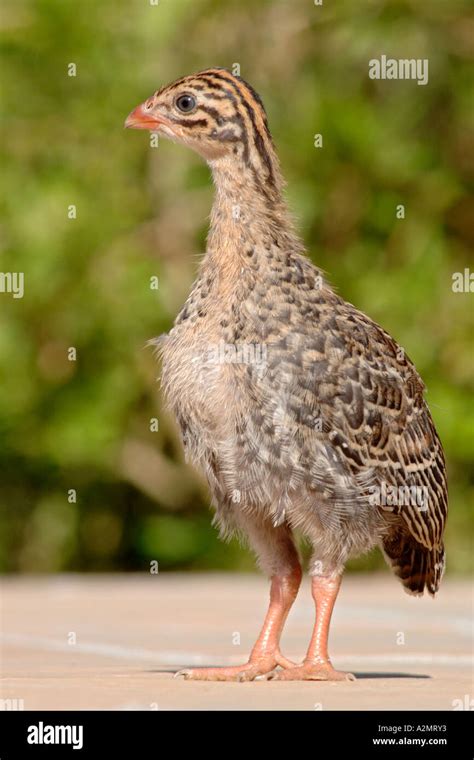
[267,574,355,681]
[175,566,302,681]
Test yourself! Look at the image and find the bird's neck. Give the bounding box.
[203,155,304,282]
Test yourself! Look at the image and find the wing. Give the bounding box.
[243,278,447,550]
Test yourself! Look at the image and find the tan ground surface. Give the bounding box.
[0,573,472,711]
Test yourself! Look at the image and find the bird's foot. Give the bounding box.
[174,651,295,682]
[264,660,356,682]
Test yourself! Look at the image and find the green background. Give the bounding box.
[0,0,472,574]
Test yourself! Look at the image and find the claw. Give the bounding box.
[174,669,191,679]
[237,667,267,682]
[263,669,280,681]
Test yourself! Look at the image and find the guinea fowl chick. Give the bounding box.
[125,69,448,682]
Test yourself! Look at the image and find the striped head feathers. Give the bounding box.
[125,68,281,189]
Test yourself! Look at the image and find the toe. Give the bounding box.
[259,665,356,682]
[275,653,297,669]
[173,664,265,682]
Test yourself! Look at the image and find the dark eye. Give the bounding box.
[175,94,196,113]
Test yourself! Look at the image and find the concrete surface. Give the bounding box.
[0,573,472,711]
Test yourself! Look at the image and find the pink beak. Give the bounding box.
[125,103,164,130]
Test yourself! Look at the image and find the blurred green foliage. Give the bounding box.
[0,0,472,574]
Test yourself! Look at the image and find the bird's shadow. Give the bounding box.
[352,672,430,680]
[147,667,430,680]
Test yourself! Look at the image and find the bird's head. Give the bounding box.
[125,68,276,172]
